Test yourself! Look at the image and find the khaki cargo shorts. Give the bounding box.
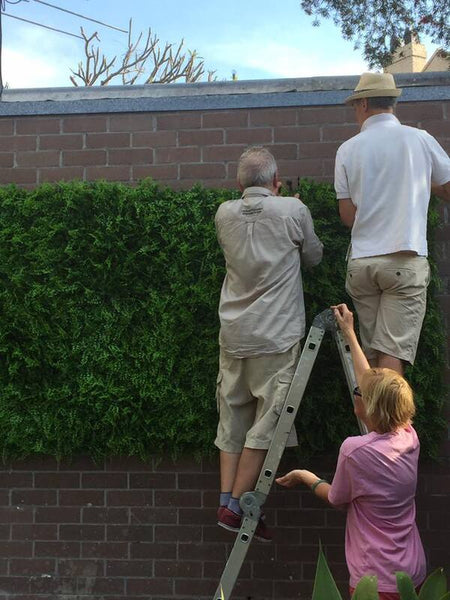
[214,342,300,453]
[346,254,430,365]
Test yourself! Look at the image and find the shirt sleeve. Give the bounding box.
[328,444,356,508]
[334,146,351,200]
[424,131,450,185]
[298,204,323,268]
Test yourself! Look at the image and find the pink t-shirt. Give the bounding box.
[328,425,426,592]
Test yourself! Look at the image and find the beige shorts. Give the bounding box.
[214,342,300,453]
[346,254,430,365]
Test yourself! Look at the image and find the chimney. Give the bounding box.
[384,32,427,73]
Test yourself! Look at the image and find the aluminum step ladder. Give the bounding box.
[213,308,367,600]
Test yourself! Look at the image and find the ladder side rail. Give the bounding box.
[333,328,368,435]
[212,322,326,600]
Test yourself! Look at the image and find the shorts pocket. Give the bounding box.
[273,373,293,416]
[215,371,223,413]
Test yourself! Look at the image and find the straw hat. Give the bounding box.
[345,72,402,104]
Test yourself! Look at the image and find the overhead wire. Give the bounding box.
[1,12,84,38]
[31,0,128,34]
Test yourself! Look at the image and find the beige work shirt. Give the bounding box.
[216,186,323,357]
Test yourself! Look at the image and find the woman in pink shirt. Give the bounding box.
[276,304,426,600]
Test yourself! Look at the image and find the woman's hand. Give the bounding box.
[276,469,318,488]
[332,303,354,337]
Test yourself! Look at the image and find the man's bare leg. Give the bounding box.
[231,447,267,499]
[220,451,240,493]
[377,351,404,375]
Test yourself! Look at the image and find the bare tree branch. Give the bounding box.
[69,19,216,86]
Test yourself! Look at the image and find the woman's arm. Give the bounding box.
[276,469,331,504]
[332,303,370,386]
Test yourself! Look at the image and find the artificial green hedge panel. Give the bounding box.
[0,180,446,460]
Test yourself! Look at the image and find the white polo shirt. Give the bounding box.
[334,113,450,259]
[215,187,323,357]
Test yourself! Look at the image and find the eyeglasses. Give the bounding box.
[353,386,362,397]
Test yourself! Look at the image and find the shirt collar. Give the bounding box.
[242,186,274,198]
[361,113,400,132]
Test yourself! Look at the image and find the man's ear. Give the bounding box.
[238,180,244,193]
[361,98,369,112]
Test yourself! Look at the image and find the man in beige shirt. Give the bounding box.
[215,146,323,540]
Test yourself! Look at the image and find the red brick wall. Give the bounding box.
[0,99,448,598]
[0,454,448,600]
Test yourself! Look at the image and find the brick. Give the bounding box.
[82,541,128,559]
[62,149,106,167]
[129,472,175,489]
[85,165,131,181]
[299,141,340,159]
[12,489,56,506]
[0,153,13,167]
[78,576,124,594]
[82,507,128,524]
[154,524,201,543]
[0,118,13,135]
[108,148,151,165]
[12,524,57,540]
[179,507,214,526]
[0,167,36,185]
[63,115,107,133]
[35,541,80,558]
[202,144,244,162]
[58,558,104,576]
[274,125,320,143]
[155,490,200,507]
[59,490,104,506]
[156,112,201,131]
[277,508,325,526]
[179,129,224,146]
[16,151,59,168]
[35,507,80,523]
[107,490,152,506]
[9,558,55,576]
[38,167,84,183]
[155,146,200,164]
[105,456,151,471]
[106,559,152,577]
[129,542,175,560]
[34,472,80,488]
[226,127,272,144]
[397,102,443,123]
[58,456,103,470]
[280,158,323,178]
[82,472,127,489]
[107,525,153,542]
[421,119,450,139]
[174,578,217,596]
[0,472,32,488]
[180,163,226,179]
[203,110,249,128]
[298,106,349,125]
[0,541,32,557]
[322,124,359,141]
[39,134,82,150]
[153,457,202,472]
[127,577,173,595]
[178,542,225,561]
[0,576,30,593]
[59,524,105,541]
[109,114,154,132]
[0,136,36,151]
[132,130,176,148]
[16,117,60,135]
[129,507,177,524]
[178,472,218,490]
[271,144,298,160]
[133,164,178,181]
[0,506,33,523]
[0,524,10,539]
[86,132,130,149]
[250,108,297,127]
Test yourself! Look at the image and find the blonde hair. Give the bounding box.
[360,368,415,434]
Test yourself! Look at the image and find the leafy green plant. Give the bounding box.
[0,179,445,459]
[312,543,449,600]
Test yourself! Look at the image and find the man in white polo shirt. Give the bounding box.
[335,72,450,375]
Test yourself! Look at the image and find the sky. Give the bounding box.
[0,0,441,89]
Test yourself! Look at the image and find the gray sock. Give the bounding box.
[220,492,231,506]
[227,496,242,515]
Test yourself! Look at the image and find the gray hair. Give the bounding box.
[237,146,277,189]
[367,96,398,109]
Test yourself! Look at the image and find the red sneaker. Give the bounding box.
[217,507,241,532]
[217,506,226,521]
[254,515,272,542]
